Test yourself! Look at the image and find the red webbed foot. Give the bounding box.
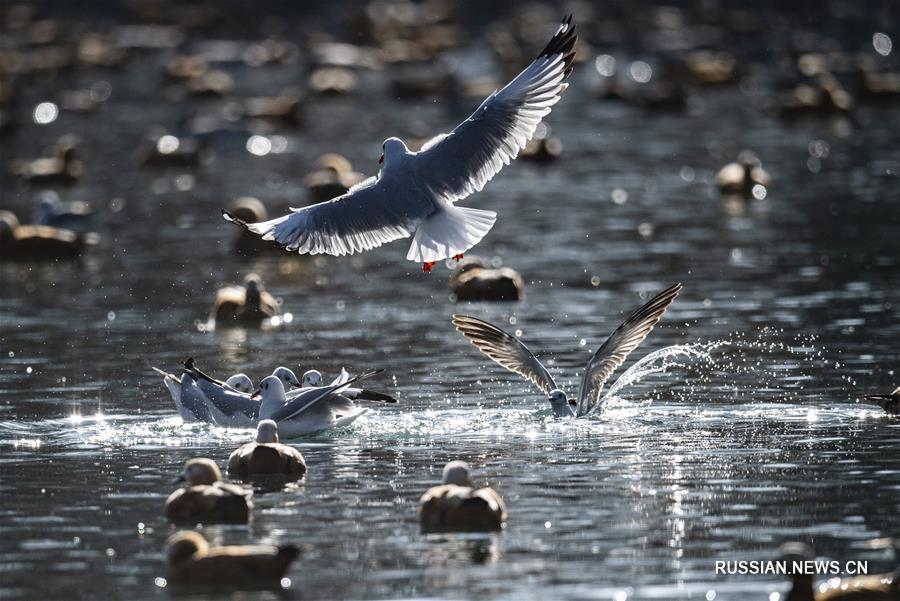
[452,253,465,261]
[422,261,436,273]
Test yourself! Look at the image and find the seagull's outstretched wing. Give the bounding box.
[412,16,576,202]
[575,284,682,417]
[222,177,428,256]
[452,314,558,395]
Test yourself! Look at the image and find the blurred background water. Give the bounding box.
[1,1,899,600]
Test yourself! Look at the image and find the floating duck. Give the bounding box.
[165,530,298,587]
[165,458,251,524]
[418,461,507,533]
[0,210,86,261]
[31,190,96,232]
[772,73,854,118]
[778,542,898,600]
[450,256,524,302]
[865,387,899,415]
[11,136,82,185]
[228,420,307,479]
[303,153,367,203]
[210,273,280,327]
[715,150,771,196]
[308,67,357,95]
[241,89,303,125]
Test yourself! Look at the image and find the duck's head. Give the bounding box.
[225,373,253,394]
[243,273,263,301]
[166,531,208,566]
[548,389,573,417]
[272,366,301,390]
[253,375,287,418]
[302,369,323,387]
[256,419,280,443]
[778,542,816,588]
[176,458,222,486]
[442,460,474,487]
[379,137,407,167]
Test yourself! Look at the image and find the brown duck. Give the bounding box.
[0,210,86,261]
[228,420,307,479]
[450,256,524,302]
[210,273,280,326]
[165,530,298,587]
[165,458,251,524]
[418,461,507,533]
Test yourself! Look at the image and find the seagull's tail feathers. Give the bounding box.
[162,375,181,404]
[406,205,496,263]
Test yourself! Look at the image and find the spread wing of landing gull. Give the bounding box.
[575,283,683,416]
[450,316,558,395]
[453,283,682,418]
[223,16,577,271]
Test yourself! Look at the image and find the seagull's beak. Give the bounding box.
[251,389,261,400]
[378,154,384,165]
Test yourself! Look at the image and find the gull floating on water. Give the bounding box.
[165,530,298,587]
[227,420,307,479]
[418,461,507,533]
[294,369,398,403]
[153,364,255,422]
[253,370,382,437]
[179,359,302,427]
[452,283,682,417]
[223,16,577,272]
[166,458,251,524]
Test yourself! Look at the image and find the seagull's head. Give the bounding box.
[272,366,301,390]
[225,373,253,393]
[380,137,406,167]
[302,369,323,387]
[253,375,287,417]
[547,389,573,417]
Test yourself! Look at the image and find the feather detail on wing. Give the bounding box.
[222,176,424,257]
[575,283,682,417]
[412,16,576,202]
[452,314,558,395]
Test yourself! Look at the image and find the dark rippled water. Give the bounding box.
[2,6,900,601]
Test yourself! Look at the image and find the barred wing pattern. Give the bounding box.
[452,314,558,395]
[575,284,682,417]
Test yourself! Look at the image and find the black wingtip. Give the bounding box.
[538,15,578,77]
[221,208,246,228]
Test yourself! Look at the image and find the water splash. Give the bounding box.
[597,342,720,413]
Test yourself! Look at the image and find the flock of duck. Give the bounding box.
[3,3,898,597]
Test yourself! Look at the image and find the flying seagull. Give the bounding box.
[452,283,682,417]
[223,16,577,272]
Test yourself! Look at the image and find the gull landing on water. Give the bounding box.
[223,17,577,273]
[452,283,682,417]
